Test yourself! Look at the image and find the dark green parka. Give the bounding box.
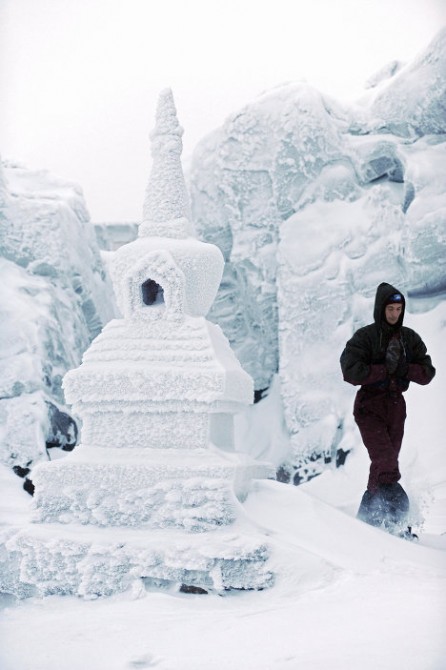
[340,282,436,391]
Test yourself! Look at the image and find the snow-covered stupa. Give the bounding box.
[0,89,274,598]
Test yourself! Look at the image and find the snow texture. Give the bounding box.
[94,221,138,251]
[188,28,446,482]
[31,446,271,529]
[140,88,194,238]
[110,238,224,320]
[2,524,272,598]
[368,28,446,136]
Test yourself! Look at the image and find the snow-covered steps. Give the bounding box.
[0,523,273,598]
[30,447,273,529]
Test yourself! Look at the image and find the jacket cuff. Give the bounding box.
[407,363,430,385]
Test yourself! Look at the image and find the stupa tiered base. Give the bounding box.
[31,446,274,531]
[0,446,275,599]
[1,520,274,598]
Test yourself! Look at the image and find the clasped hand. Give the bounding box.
[385,338,408,377]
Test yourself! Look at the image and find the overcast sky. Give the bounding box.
[1,0,445,221]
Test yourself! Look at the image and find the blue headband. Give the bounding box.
[389,293,402,302]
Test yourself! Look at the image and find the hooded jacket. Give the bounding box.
[340,282,435,391]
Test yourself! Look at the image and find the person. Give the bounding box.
[340,282,435,528]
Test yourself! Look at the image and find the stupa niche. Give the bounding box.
[0,90,274,598]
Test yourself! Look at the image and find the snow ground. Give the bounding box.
[0,468,445,670]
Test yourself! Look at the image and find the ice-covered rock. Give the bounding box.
[368,28,446,137]
[94,222,138,251]
[0,165,115,471]
[365,59,405,90]
[401,137,446,295]
[190,83,349,390]
[45,401,78,451]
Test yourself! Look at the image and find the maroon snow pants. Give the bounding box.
[353,388,406,493]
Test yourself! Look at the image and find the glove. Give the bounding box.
[385,337,401,375]
[395,352,409,378]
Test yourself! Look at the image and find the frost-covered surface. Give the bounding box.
[368,28,446,136]
[62,316,254,456]
[1,520,272,599]
[140,88,194,239]
[110,89,224,321]
[110,238,224,320]
[30,446,272,529]
[189,28,446,481]
[65,318,252,408]
[94,222,138,251]
[0,161,115,471]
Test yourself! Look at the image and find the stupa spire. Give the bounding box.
[140,88,192,239]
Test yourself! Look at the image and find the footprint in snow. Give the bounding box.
[128,652,161,667]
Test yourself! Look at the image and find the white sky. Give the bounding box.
[1,0,445,221]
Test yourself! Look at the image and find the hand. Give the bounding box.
[385,337,401,375]
[395,354,409,378]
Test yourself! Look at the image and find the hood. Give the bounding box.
[373,282,406,328]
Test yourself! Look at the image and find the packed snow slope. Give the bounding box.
[0,438,445,670]
[190,27,446,483]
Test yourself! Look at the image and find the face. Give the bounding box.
[385,303,403,325]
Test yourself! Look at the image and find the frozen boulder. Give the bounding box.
[45,401,78,451]
[190,83,348,390]
[0,161,115,473]
[402,137,446,295]
[352,140,406,184]
[369,28,446,137]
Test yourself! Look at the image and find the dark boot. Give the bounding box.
[357,489,382,526]
[377,482,409,528]
[357,483,410,531]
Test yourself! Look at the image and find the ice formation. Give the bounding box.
[188,28,446,483]
[0,89,274,598]
[0,158,115,473]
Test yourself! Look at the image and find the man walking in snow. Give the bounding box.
[340,282,435,529]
